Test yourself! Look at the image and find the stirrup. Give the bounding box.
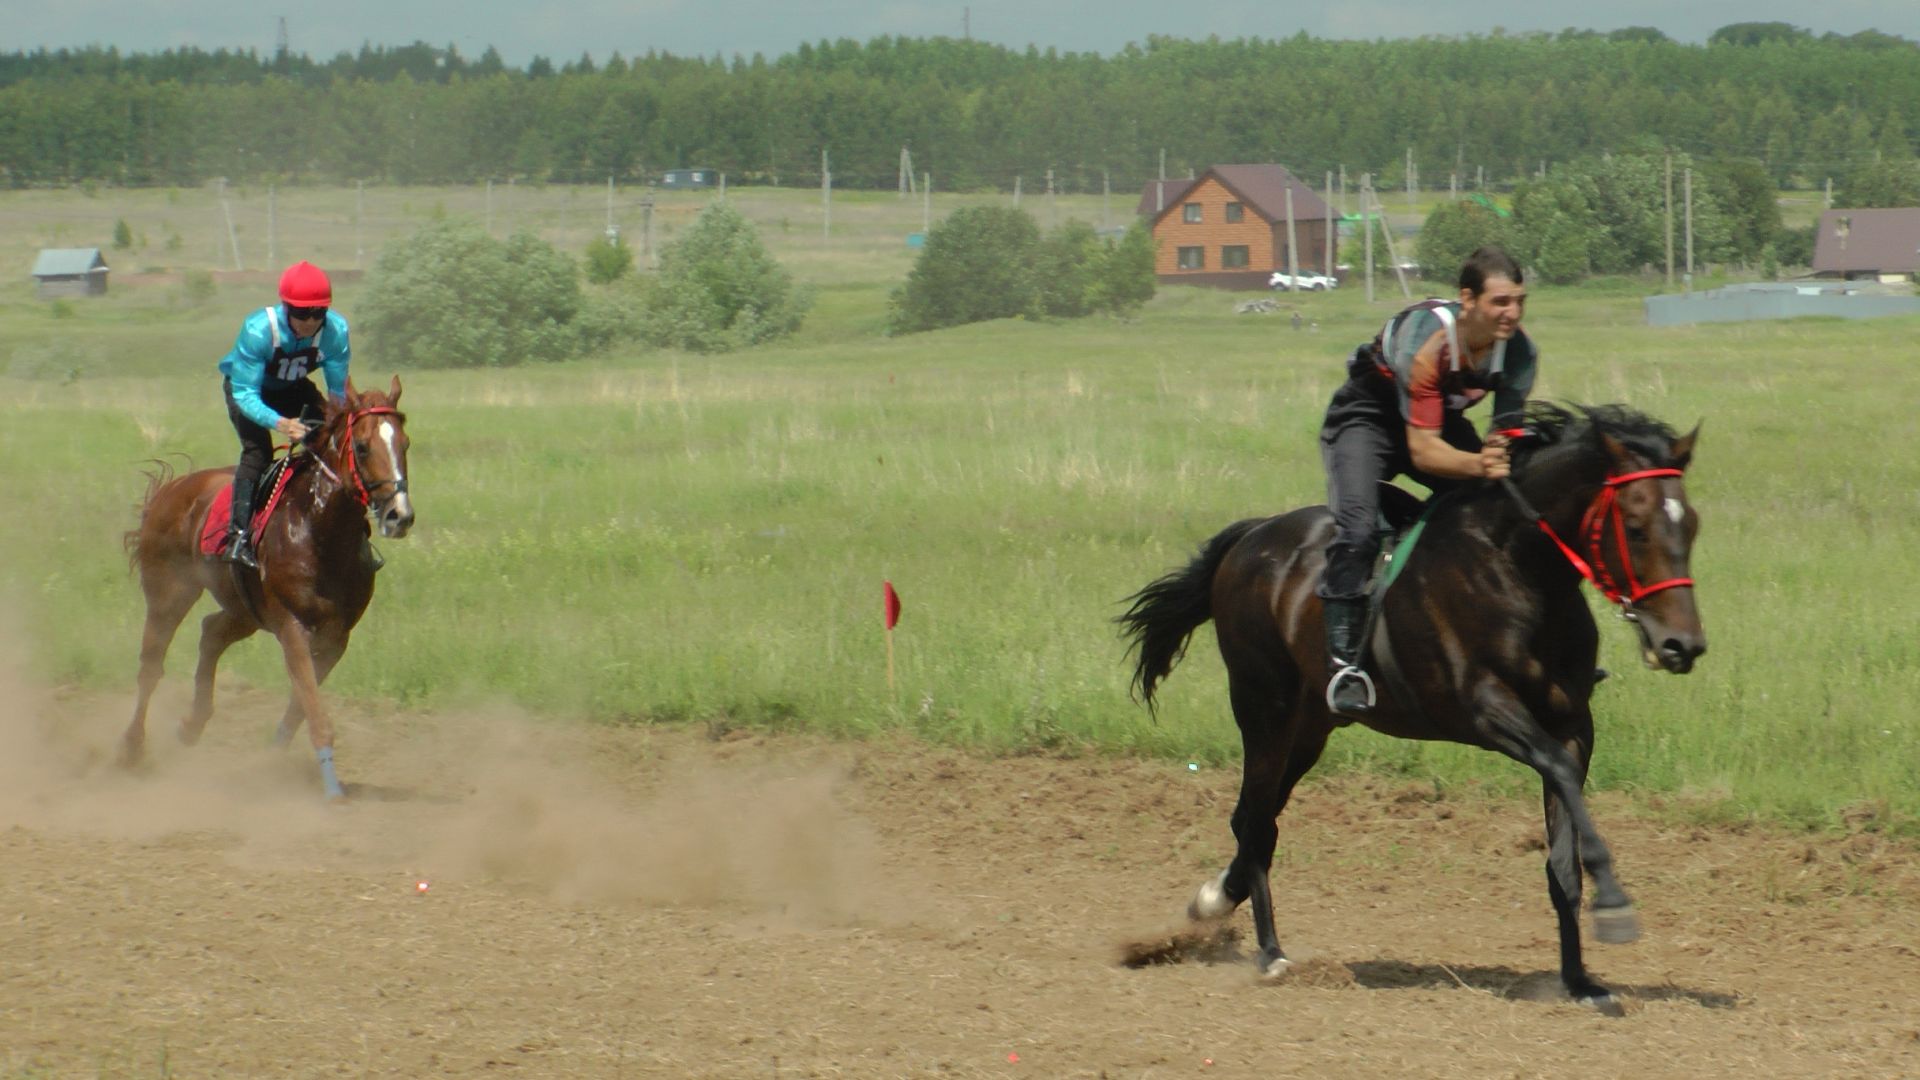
[1326,663,1376,713]
[224,533,259,571]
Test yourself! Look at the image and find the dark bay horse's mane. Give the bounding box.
[1508,401,1685,478]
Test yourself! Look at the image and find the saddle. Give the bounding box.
[1366,482,1431,602]
[199,455,305,559]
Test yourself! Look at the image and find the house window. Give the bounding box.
[1225,202,1245,223]
[1177,246,1205,270]
[1183,203,1202,223]
[1221,245,1250,268]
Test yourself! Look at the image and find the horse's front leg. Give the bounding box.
[273,628,348,749]
[1477,686,1637,1000]
[273,618,345,801]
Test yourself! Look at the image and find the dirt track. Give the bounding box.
[3,671,1918,1079]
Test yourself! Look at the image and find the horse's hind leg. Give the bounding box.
[1543,778,1619,1010]
[178,608,256,745]
[123,582,198,765]
[1192,673,1327,977]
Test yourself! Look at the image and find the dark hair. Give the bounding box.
[1458,245,1523,295]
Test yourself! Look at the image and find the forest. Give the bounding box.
[2,23,1917,192]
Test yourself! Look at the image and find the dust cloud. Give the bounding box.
[0,603,896,926]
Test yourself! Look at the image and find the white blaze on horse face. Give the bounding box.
[1664,497,1684,525]
[377,419,414,529]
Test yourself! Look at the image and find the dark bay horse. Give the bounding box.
[1119,403,1704,1010]
[123,377,414,800]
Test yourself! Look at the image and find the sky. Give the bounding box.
[10,0,1920,67]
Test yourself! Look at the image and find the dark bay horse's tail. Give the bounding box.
[1118,517,1267,708]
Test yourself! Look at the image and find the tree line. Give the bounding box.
[3,27,1918,198]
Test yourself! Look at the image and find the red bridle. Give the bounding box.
[323,406,403,507]
[1529,468,1694,607]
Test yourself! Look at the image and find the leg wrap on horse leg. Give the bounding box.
[315,745,345,800]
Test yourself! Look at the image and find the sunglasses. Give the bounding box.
[286,305,329,322]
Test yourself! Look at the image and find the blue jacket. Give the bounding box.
[218,305,351,429]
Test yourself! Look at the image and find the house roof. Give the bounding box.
[1136,165,1334,225]
[32,248,108,277]
[1812,208,1920,273]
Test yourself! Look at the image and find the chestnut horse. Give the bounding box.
[123,377,414,800]
[1119,403,1704,1012]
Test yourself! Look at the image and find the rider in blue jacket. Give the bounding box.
[217,260,351,570]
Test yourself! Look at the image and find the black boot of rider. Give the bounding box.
[223,482,259,571]
[1323,597,1376,714]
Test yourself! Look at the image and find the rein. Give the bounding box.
[1498,461,1694,609]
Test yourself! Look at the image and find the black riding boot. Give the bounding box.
[1323,597,1376,714]
[224,481,259,571]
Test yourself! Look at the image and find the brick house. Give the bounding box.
[1136,164,1337,289]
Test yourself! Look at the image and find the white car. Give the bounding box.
[1270,269,1338,291]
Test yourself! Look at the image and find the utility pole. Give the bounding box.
[1046,167,1056,228]
[1284,185,1299,288]
[1684,166,1694,293]
[1102,169,1111,231]
[1158,148,1166,181]
[641,187,656,269]
[1323,171,1333,274]
[1362,173,1375,303]
[1406,145,1416,217]
[266,184,275,269]
[219,177,242,271]
[1825,176,1833,209]
[1013,175,1021,207]
[1367,179,1412,300]
[1664,151,1674,289]
[605,175,616,239]
[1338,163,1347,215]
[899,146,913,198]
[923,172,932,233]
[1477,164,1484,190]
[963,5,970,39]
[485,178,493,234]
[821,148,831,240]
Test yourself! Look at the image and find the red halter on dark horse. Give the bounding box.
[1119,402,1704,1013]
[123,377,414,800]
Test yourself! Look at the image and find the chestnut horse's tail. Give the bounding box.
[1118,517,1267,710]
[123,457,183,571]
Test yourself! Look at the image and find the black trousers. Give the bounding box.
[1316,374,1481,600]
[223,376,326,530]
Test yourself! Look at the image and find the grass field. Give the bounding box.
[2,184,1914,834]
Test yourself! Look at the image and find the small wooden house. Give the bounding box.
[1137,165,1338,289]
[32,248,110,298]
[1812,208,1920,281]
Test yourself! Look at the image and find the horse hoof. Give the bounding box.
[1187,871,1237,921]
[1259,953,1292,979]
[116,740,145,768]
[1591,904,1641,944]
[176,725,203,747]
[1573,991,1625,1017]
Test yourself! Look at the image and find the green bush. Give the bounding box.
[1416,201,1511,283]
[584,232,633,284]
[1090,221,1158,315]
[1032,220,1102,318]
[889,205,1041,334]
[639,203,808,353]
[111,218,133,250]
[358,219,588,368]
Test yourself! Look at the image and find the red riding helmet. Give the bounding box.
[278,261,332,307]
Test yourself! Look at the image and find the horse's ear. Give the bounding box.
[1599,431,1632,467]
[1670,422,1700,471]
[344,375,359,402]
[388,374,403,406]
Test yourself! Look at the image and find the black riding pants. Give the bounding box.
[224,376,326,530]
[1316,374,1481,600]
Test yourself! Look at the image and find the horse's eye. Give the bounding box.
[355,440,370,454]
[1626,526,1649,543]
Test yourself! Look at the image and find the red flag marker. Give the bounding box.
[883,580,902,693]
